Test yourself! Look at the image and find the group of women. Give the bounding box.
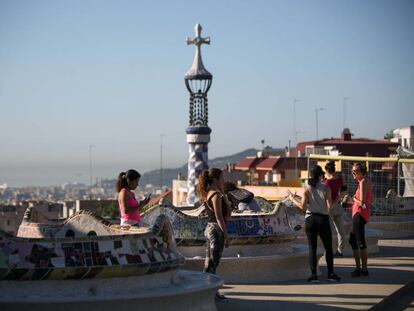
[288,161,372,282]
[115,161,372,295]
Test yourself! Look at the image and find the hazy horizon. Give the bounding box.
[1,0,413,187]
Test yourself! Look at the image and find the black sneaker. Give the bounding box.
[327,273,341,282]
[334,251,343,257]
[360,270,369,277]
[215,292,227,300]
[351,268,363,277]
[307,275,320,283]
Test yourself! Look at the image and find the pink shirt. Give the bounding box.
[119,188,141,224]
[352,178,373,223]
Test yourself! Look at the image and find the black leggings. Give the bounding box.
[203,222,225,274]
[349,213,367,250]
[305,213,334,275]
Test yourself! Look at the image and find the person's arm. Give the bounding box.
[211,193,230,247]
[222,195,232,221]
[139,195,151,208]
[325,187,333,210]
[288,189,308,211]
[119,190,131,214]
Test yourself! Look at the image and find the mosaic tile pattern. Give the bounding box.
[0,215,183,280]
[187,142,209,205]
[142,203,296,246]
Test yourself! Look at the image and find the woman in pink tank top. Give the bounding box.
[116,169,151,226]
[349,162,373,277]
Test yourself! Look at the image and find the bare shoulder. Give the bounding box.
[118,189,127,198]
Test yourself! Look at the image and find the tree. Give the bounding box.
[384,130,394,140]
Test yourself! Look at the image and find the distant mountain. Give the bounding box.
[140,147,285,187]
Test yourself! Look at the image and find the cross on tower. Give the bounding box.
[186,23,210,48]
[185,24,212,80]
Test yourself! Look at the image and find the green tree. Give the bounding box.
[384,130,394,140]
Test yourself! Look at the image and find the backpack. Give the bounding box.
[227,188,254,204]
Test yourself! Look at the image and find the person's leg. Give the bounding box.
[333,214,345,254]
[349,215,363,276]
[203,223,214,273]
[352,244,361,269]
[355,214,368,273]
[361,249,368,272]
[305,215,319,276]
[203,223,222,274]
[319,215,334,275]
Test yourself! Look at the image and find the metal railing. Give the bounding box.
[307,154,414,221]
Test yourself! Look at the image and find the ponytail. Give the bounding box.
[308,177,317,187]
[308,165,324,188]
[116,169,141,192]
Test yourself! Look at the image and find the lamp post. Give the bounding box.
[342,97,350,130]
[315,107,325,140]
[160,134,165,189]
[89,144,94,187]
[293,99,300,146]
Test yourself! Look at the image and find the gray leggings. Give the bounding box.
[204,222,225,274]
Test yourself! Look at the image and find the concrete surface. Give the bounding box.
[0,269,223,311]
[183,244,320,284]
[216,237,414,311]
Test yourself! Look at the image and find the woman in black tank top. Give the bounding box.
[197,168,230,299]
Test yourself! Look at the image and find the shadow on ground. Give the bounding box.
[217,242,414,311]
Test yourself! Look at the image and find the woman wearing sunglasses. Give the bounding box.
[349,162,373,277]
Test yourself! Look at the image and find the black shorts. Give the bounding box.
[349,213,367,250]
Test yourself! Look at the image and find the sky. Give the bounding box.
[0,0,413,186]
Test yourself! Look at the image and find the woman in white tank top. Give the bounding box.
[287,165,341,283]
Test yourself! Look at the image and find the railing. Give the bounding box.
[307,154,414,223]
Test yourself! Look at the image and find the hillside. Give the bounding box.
[139,147,285,187]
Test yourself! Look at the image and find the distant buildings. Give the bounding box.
[0,201,63,235]
[391,126,414,151]
[292,129,399,157]
[234,155,307,186]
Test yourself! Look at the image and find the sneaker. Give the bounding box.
[327,273,341,282]
[351,268,363,277]
[215,292,227,300]
[334,251,343,257]
[360,270,369,277]
[307,275,320,283]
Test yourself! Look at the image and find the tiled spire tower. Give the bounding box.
[184,24,212,205]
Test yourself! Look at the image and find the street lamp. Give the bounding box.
[293,99,300,146]
[89,144,94,186]
[160,134,165,189]
[342,97,350,130]
[315,107,325,140]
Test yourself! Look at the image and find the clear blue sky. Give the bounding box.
[0,0,413,186]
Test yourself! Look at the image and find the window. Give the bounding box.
[65,230,75,237]
[87,231,97,236]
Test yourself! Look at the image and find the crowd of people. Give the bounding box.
[115,161,373,293]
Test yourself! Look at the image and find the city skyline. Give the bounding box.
[1,0,413,186]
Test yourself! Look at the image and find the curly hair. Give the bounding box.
[196,168,223,202]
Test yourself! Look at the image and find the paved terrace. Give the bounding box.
[217,238,414,311]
